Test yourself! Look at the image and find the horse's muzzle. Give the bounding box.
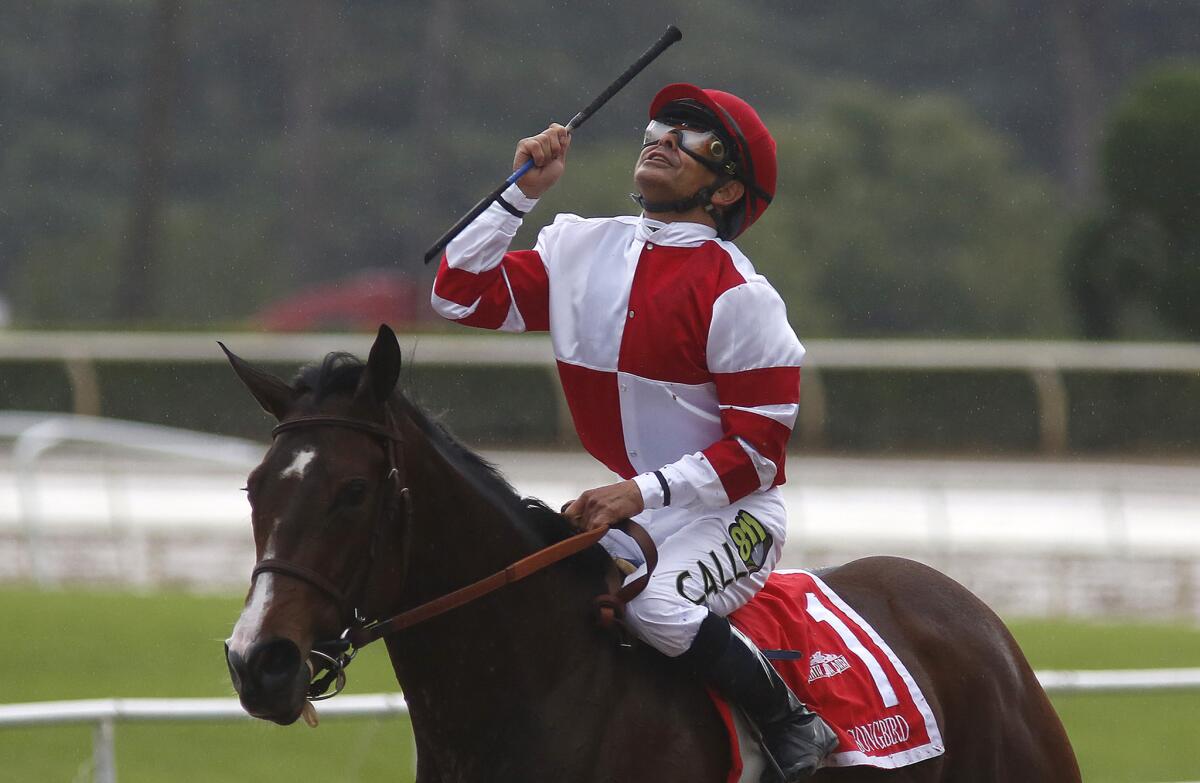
[226,637,308,724]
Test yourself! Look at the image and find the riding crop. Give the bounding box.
[422,24,683,263]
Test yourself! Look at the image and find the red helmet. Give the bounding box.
[649,83,777,238]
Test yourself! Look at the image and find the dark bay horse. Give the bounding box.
[223,325,1081,782]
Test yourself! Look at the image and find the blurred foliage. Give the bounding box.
[744,87,1069,338]
[0,0,1197,335]
[1103,65,1200,230]
[819,370,1041,453]
[1066,62,1200,338]
[0,360,74,411]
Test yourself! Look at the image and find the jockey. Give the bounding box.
[430,83,838,781]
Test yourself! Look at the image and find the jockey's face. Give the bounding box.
[633,124,724,206]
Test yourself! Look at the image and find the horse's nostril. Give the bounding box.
[225,642,243,690]
[251,638,302,688]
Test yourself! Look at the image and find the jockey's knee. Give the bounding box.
[623,593,708,658]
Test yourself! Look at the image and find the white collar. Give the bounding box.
[633,214,719,246]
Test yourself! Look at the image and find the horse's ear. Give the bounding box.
[219,342,296,421]
[354,324,402,406]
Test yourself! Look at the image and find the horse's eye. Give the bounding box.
[336,479,369,508]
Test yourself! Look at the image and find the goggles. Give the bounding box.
[642,119,731,164]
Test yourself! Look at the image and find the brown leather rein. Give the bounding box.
[346,516,656,647]
[249,412,657,699]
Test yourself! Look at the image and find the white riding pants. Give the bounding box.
[600,487,788,657]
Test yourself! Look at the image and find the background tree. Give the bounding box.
[114,0,184,322]
[1066,63,1200,338]
[745,86,1069,338]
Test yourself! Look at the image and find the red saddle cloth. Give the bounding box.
[714,569,945,781]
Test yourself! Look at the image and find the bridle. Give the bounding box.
[246,410,658,702]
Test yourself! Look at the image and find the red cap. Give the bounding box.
[649,83,777,237]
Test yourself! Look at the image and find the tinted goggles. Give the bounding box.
[642,119,730,163]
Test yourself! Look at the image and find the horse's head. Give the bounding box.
[223,325,405,725]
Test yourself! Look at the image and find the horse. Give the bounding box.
[223,325,1082,782]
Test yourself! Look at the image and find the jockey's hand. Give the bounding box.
[563,479,644,532]
[514,123,571,198]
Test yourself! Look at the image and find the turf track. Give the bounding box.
[1,588,1197,782]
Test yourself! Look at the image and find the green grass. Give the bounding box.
[0,588,412,782]
[2,588,1199,782]
[1007,619,1200,783]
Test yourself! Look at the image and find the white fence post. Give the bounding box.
[93,716,116,783]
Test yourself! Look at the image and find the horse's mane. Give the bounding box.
[294,353,612,579]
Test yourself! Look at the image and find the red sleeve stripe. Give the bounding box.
[499,251,550,332]
[454,271,516,329]
[720,403,799,428]
[434,251,549,332]
[713,366,801,408]
[703,440,763,504]
[456,300,510,329]
[720,408,792,483]
[433,255,503,308]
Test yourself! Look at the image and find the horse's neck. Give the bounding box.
[395,423,553,605]
[391,420,607,684]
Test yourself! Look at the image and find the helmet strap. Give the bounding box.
[630,188,709,215]
[631,173,736,237]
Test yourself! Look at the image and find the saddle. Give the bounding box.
[715,570,945,779]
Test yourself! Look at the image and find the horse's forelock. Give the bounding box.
[294,352,365,403]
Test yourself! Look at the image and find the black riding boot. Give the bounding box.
[681,613,839,783]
